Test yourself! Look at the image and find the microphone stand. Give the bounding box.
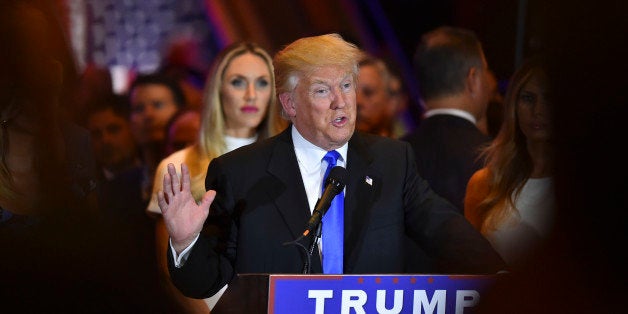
[284,166,347,274]
[303,222,322,274]
[282,216,322,274]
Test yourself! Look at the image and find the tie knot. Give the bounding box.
[322,150,341,167]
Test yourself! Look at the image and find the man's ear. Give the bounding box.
[466,66,482,98]
[279,92,296,117]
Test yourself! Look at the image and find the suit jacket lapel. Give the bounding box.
[266,128,312,241]
[266,129,379,272]
[344,132,380,270]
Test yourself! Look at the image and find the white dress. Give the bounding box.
[484,177,555,267]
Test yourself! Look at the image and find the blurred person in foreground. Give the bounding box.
[0,0,181,312]
[0,0,97,233]
[156,33,505,300]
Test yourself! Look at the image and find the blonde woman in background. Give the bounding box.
[146,42,286,312]
[465,56,555,271]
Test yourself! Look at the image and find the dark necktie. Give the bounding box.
[321,150,344,274]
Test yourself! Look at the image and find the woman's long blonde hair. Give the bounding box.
[184,42,286,176]
[475,57,548,233]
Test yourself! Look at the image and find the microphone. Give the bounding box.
[302,166,348,237]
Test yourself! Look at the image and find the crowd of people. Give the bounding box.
[1,0,623,313]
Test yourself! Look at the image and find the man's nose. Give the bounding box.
[331,88,348,109]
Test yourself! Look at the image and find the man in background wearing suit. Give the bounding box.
[402,26,492,213]
[157,33,504,299]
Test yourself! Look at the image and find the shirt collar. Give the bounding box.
[424,108,477,124]
[225,134,258,153]
[291,125,348,171]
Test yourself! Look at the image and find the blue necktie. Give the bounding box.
[321,150,344,274]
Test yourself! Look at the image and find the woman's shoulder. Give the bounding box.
[154,146,199,183]
[465,168,491,207]
[160,146,195,165]
[469,168,491,186]
[464,167,491,230]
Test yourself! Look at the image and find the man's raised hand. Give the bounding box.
[157,163,216,254]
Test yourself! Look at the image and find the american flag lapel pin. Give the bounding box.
[365,176,373,186]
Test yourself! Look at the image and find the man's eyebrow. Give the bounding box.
[309,78,330,85]
[309,74,353,86]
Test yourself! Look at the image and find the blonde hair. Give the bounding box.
[475,57,548,233]
[185,42,286,176]
[273,33,362,98]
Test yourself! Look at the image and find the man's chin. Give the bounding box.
[335,129,354,144]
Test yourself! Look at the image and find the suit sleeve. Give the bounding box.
[168,157,236,298]
[401,142,506,274]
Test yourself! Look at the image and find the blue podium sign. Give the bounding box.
[268,274,496,314]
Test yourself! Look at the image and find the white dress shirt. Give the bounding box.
[424,108,477,124]
[291,125,348,213]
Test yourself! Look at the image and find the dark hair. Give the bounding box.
[128,73,187,108]
[86,93,131,119]
[414,26,485,101]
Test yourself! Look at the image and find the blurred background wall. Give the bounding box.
[52,0,546,125]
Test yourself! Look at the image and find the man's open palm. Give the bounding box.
[157,163,215,253]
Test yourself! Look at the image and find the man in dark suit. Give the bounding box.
[157,33,505,299]
[401,26,492,213]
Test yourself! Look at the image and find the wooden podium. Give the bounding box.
[211,274,270,314]
[211,273,498,314]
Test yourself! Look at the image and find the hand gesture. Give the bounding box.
[157,163,216,254]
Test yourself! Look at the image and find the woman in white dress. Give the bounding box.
[465,56,554,270]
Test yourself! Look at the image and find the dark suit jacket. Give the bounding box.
[401,114,491,213]
[169,127,504,298]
